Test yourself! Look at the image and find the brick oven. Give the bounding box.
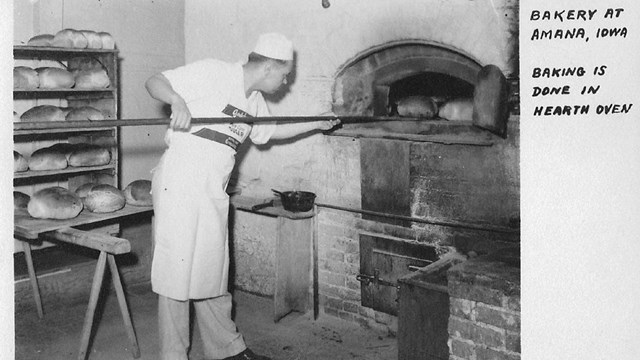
[318,36,521,359]
[314,2,521,360]
[210,1,522,359]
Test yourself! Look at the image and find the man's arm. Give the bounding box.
[270,119,340,139]
[145,74,192,130]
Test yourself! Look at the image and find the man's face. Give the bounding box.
[262,60,293,94]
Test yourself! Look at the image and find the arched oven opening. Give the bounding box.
[331,41,483,118]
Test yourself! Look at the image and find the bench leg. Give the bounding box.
[107,254,141,358]
[78,251,108,360]
[22,241,44,319]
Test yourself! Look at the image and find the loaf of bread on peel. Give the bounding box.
[123,180,153,206]
[28,145,68,171]
[68,144,111,167]
[83,184,126,213]
[52,29,88,48]
[20,105,66,122]
[395,95,438,119]
[14,151,29,172]
[27,34,54,47]
[28,186,83,219]
[14,66,39,89]
[37,67,75,89]
[14,191,31,210]
[438,98,474,121]
[65,106,106,121]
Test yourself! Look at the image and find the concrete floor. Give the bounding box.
[15,283,398,360]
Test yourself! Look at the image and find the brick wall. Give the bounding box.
[447,250,520,360]
[316,208,454,334]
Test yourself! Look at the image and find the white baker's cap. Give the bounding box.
[253,32,293,61]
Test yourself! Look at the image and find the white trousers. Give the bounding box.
[158,294,246,360]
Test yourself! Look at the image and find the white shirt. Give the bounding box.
[162,58,276,145]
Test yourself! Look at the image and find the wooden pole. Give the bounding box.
[13,116,447,131]
[315,202,519,234]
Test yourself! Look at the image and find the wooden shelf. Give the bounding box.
[14,45,119,55]
[14,88,114,94]
[14,205,153,240]
[14,125,115,136]
[13,164,116,179]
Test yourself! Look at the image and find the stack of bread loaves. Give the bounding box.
[19,104,105,122]
[23,180,151,219]
[14,64,109,90]
[27,29,115,49]
[27,142,111,171]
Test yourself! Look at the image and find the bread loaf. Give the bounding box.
[68,57,103,71]
[75,183,99,198]
[123,180,153,206]
[14,191,31,210]
[28,186,83,219]
[27,34,54,47]
[65,106,106,121]
[98,32,115,49]
[14,66,39,89]
[79,30,102,49]
[83,184,126,213]
[68,144,111,167]
[20,105,66,122]
[37,67,75,89]
[46,142,77,159]
[52,29,88,48]
[438,98,474,121]
[14,151,29,172]
[395,95,438,119]
[73,68,110,89]
[28,146,68,171]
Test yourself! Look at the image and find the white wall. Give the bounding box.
[13,0,185,186]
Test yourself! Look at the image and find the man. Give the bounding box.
[145,33,339,360]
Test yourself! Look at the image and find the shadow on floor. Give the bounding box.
[15,283,397,360]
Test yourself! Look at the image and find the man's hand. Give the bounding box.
[317,118,341,131]
[169,95,192,130]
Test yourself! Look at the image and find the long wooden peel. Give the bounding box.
[13,115,446,131]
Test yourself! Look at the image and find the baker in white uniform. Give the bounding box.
[145,33,339,360]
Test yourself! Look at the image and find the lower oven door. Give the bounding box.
[358,234,437,315]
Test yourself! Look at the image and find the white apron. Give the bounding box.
[151,132,236,300]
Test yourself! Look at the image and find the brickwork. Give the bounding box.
[447,252,520,360]
[315,208,454,334]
